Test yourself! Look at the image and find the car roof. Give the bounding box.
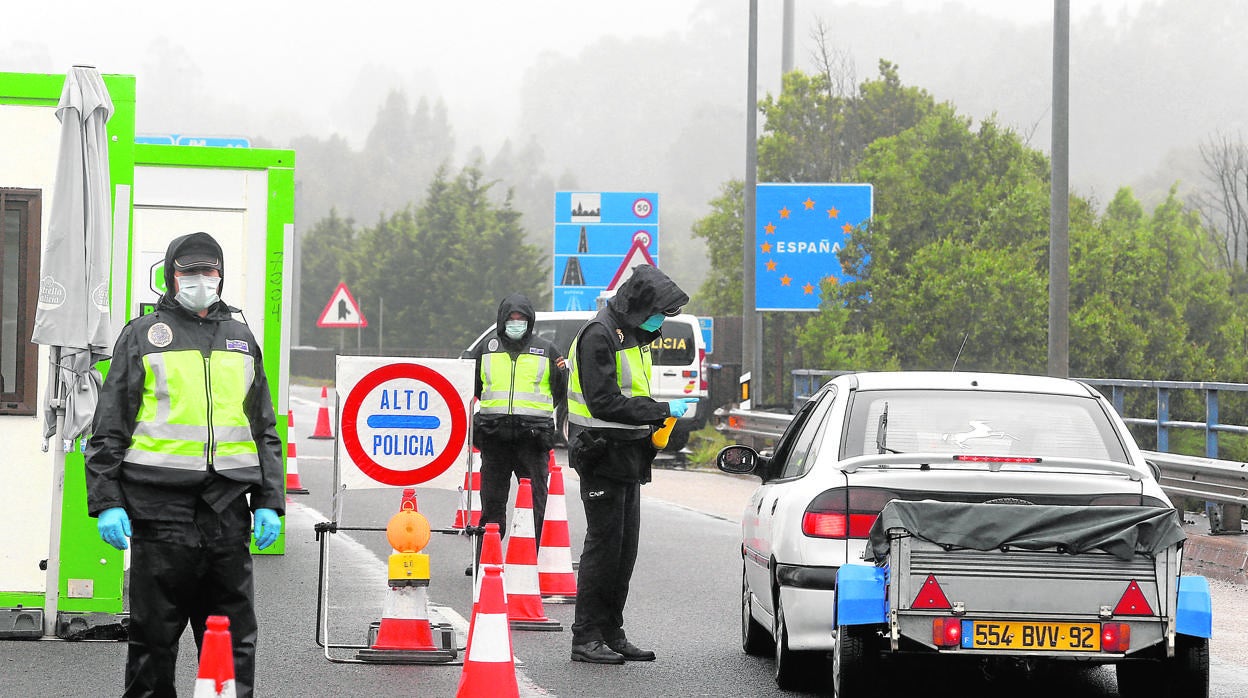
[835,371,1098,398]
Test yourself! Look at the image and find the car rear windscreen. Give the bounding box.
[843,389,1129,463]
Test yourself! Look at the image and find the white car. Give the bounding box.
[717,371,1177,691]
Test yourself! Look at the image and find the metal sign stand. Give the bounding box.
[312,384,479,664]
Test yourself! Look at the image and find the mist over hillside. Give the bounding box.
[5,0,1236,299]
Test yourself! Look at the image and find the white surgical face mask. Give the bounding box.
[504,320,527,340]
[175,274,221,312]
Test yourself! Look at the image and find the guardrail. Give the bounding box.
[716,385,1248,533]
[790,372,1248,461]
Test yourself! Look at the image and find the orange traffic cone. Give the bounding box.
[309,386,334,440]
[538,455,576,603]
[193,615,236,698]
[357,490,455,663]
[287,408,294,428]
[285,441,308,495]
[472,523,505,615]
[456,566,519,698]
[452,448,483,529]
[503,478,562,631]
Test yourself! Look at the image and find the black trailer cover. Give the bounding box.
[867,501,1187,563]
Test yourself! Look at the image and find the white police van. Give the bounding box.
[461,310,709,451]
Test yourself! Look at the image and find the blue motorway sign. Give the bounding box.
[135,134,251,148]
[553,192,659,311]
[755,183,872,311]
[698,316,714,354]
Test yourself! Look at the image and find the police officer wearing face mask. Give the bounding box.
[469,293,568,573]
[566,265,691,665]
[86,231,284,698]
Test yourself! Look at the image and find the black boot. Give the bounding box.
[606,638,656,661]
[571,640,625,664]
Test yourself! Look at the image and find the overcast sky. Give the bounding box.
[5,0,1150,152]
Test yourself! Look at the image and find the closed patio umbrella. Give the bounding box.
[29,65,115,638]
[31,65,115,451]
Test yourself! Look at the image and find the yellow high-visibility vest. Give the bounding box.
[567,332,651,434]
[125,349,260,472]
[479,349,556,417]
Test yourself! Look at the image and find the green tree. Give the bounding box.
[758,60,936,183]
[1070,186,1244,380]
[402,163,547,351]
[689,180,744,315]
[823,106,1053,373]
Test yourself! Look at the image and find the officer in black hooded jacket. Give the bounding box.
[471,293,568,568]
[86,231,284,698]
[566,265,692,664]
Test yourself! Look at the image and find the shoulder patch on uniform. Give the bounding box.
[528,347,545,356]
[615,328,625,345]
[487,338,500,352]
[226,339,249,352]
[147,322,173,348]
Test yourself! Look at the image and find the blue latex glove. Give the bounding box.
[668,398,694,418]
[98,507,131,551]
[253,508,282,550]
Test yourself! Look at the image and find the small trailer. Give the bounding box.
[834,499,1212,697]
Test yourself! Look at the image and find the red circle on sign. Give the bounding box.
[341,363,468,486]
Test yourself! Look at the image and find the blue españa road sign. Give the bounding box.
[755,183,872,311]
[553,191,659,311]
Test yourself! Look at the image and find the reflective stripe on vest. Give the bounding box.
[126,348,260,472]
[479,350,556,417]
[567,334,651,433]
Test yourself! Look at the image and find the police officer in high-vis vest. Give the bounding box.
[566,265,692,665]
[86,231,284,698]
[471,293,568,570]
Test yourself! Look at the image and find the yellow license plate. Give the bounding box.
[966,621,1101,651]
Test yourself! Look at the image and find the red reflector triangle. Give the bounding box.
[1113,580,1154,616]
[912,574,952,609]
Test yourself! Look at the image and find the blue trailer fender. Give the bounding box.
[1176,575,1212,639]
[835,564,888,626]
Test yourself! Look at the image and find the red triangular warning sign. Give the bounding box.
[606,235,657,291]
[317,282,368,328]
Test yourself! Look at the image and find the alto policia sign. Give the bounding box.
[335,357,472,489]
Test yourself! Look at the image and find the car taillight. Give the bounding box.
[801,512,877,538]
[932,616,961,647]
[802,487,895,539]
[1102,623,1132,652]
[952,455,1041,463]
[698,348,708,391]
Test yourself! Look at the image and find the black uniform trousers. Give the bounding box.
[125,497,257,698]
[571,471,642,646]
[478,435,551,553]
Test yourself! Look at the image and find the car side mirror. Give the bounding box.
[717,445,761,476]
[1144,459,1162,482]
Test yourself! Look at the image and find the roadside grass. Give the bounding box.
[683,425,732,469]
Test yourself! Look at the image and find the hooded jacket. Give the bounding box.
[85,232,285,520]
[568,265,689,441]
[472,293,568,442]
